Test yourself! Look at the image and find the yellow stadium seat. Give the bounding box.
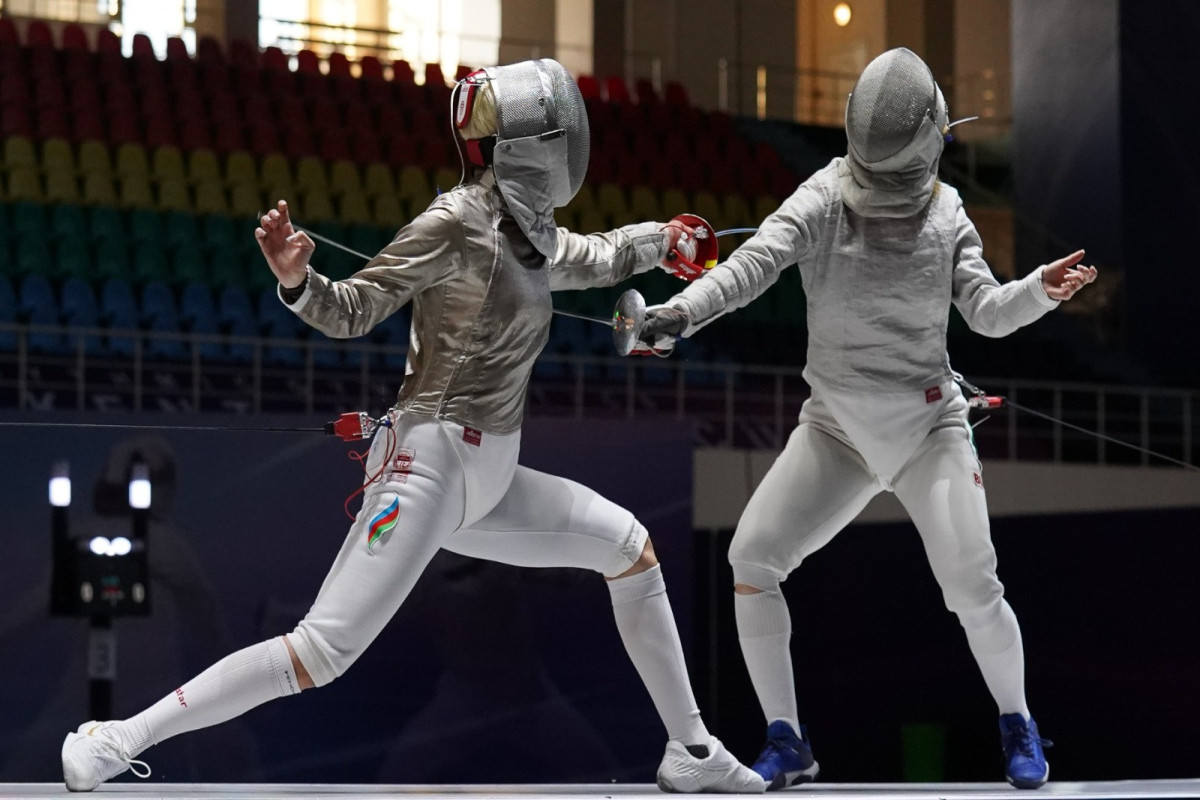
[45,168,80,203]
[78,141,114,178]
[260,153,294,192]
[82,172,118,206]
[152,146,187,184]
[363,162,395,198]
[629,185,663,222]
[225,150,258,188]
[187,149,222,185]
[722,193,752,228]
[300,187,335,223]
[576,207,609,234]
[157,177,192,212]
[194,180,228,215]
[339,192,372,225]
[329,159,363,198]
[42,137,77,174]
[119,173,156,209]
[3,135,38,172]
[372,193,407,228]
[754,194,778,224]
[7,165,44,201]
[596,183,628,222]
[115,142,151,179]
[396,165,430,205]
[692,191,723,229]
[230,182,263,218]
[568,182,596,213]
[295,156,328,194]
[431,166,459,195]
[554,205,579,232]
[661,188,689,218]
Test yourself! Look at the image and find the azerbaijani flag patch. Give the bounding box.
[366,497,400,554]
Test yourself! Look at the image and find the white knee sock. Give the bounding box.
[961,600,1030,718]
[608,565,708,746]
[114,637,301,757]
[735,589,800,732]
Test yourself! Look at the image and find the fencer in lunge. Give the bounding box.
[638,48,1097,790]
[60,59,763,794]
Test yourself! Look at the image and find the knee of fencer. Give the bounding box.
[286,624,347,688]
[730,562,782,595]
[945,583,1005,628]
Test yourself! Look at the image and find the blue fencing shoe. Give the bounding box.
[750,720,819,791]
[999,713,1052,789]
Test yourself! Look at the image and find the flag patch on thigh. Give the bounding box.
[367,496,400,554]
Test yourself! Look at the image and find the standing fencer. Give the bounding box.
[638,48,1096,790]
[61,59,763,794]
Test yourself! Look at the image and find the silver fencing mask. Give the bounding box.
[484,58,590,258]
[840,47,949,218]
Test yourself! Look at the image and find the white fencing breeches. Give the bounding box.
[288,414,647,687]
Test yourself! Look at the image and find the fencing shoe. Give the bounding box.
[999,713,1052,789]
[62,721,151,792]
[657,736,766,793]
[750,720,819,790]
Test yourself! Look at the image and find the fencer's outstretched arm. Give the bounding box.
[264,197,461,339]
[547,220,687,291]
[660,173,829,336]
[951,199,1096,337]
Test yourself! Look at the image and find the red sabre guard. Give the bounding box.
[663,214,719,281]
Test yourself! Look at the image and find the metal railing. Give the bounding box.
[1,323,1195,467]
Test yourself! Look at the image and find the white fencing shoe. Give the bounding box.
[62,721,151,792]
[657,736,767,793]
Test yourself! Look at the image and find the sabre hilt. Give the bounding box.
[325,411,392,441]
[663,214,719,281]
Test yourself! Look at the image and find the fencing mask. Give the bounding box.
[452,58,590,258]
[840,47,949,219]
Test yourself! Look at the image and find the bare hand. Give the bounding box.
[1041,249,1098,302]
[255,200,315,289]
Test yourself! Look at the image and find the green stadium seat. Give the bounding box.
[95,239,131,283]
[172,244,209,285]
[51,204,88,241]
[164,211,200,250]
[209,242,247,288]
[129,208,164,246]
[56,235,93,280]
[133,243,172,284]
[13,202,49,239]
[88,206,125,244]
[15,234,53,280]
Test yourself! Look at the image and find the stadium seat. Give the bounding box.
[6,166,44,202]
[13,232,52,280]
[194,179,229,215]
[141,280,188,360]
[152,146,188,184]
[372,194,407,228]
[179,281,224,360]
[51,204,87,241]
[187,149,222,185]
[56,235,93,280]
[45,166,81,203]
[133,243,173,284]
[19,273,64,353]
[295,156,329,194]
[78,141,115,178]
[363,162,396,198]
[60,276,103,354]
[261,153,294,191]
[172,244,209,286]
[129,208,164,246]
[95,239,132,283]
[339,192,372,225]
[12,202,49,239]
[82,172,119,206]
[116,143,151,181]
[166,36,190,62]
[229,183,263,218]
[4,135,38,171]
[329,159,363,198]
[157,177,192,212]
[0,274,15,351]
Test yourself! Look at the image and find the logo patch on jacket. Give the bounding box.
[463,427,482,446]
[367,497,400,554]
[391,448,414,483]
[973,471,984,488]
[925,386,942,403]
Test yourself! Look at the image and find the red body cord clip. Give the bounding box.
[325,412,378,441]
[967,396,1005,410]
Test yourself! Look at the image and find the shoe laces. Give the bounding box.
[93,725,152,779]
[1003,723,1053,759]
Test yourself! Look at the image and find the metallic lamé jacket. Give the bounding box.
[667,157,1059,393]
[283,170,668,434]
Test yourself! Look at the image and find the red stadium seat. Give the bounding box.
[576,74,600,101]
[166,36,190,62]
[197,36,224,64]
[454,65,473,82]
[261,45,288,72]
[132,33,156,60]
[392,59,415,84]
[297,49,320,74]
[360,55,385,81]
[230,38,257,71]
[62,24,89,51]
[1,106,33,137]
[97,28,122,56]
[664,81,690,107]
[634,78,659,105]
[27,20,54,48]
[603,76,631,104]
[328,52,352,78]
[214,122,246,154]
[0,17,17,46]
[424,62,447,87]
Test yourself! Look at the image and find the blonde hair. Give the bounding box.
[457,79,498,140]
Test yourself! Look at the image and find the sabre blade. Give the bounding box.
[552,308,617,328]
